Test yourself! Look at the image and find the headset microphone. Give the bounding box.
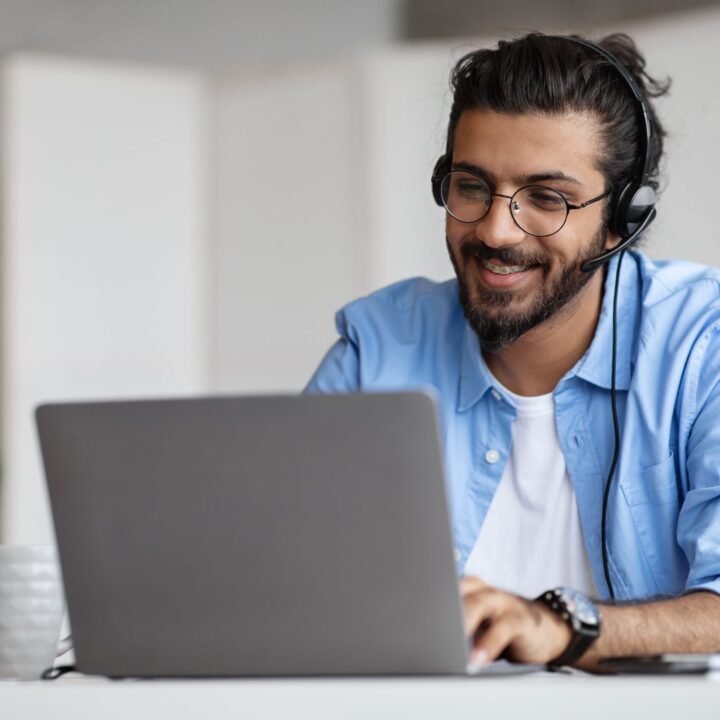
[580,207,656,273]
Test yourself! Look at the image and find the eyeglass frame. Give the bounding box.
[437,169,611,238]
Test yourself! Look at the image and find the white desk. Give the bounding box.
[2,674,718,720]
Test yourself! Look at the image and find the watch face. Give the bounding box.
[557,587,600,626]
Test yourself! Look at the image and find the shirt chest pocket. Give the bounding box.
[620,452,680,506]
[620,452,687,593]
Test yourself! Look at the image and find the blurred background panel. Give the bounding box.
[0,0,405,70]
[1,55,209,542]
[211,62,366,394]
[1,0,719,542]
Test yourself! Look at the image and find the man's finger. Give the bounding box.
[461,587,506,636]
[470,616,520,666]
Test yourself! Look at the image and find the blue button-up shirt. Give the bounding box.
[305,252,720,602]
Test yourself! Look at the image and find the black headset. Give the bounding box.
[431,36,657,273]
[434,38,659,601]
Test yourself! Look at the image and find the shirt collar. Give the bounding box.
[457,319,496,412]
[456,252,641,411]
[572,252,641,392]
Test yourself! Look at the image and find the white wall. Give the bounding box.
[210,63,367,393]
[1,56,209,542]
[0,0,404,72]
[621,8,720,266]
[359,45,455,288]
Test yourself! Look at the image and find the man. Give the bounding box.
[305,33,720,671]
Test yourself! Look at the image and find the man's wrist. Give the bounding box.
[536,601,574,660]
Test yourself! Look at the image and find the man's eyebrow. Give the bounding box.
[451,161,497,181]
[526,171,581,185]
[451,161,581,186]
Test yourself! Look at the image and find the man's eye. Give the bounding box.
[527,190,565,210]
[457,182,490,199]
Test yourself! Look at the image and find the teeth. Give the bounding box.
[482,259,530,275]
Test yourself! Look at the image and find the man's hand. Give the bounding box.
[462,579,720,671]
[461,576,572,667]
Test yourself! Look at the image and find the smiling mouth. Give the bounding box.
[480,259,533,275]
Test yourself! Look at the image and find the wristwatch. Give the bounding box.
[535,587,602,667]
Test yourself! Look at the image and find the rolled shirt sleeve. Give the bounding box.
[679,318,720,596]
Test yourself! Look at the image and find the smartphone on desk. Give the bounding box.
[600,654,720,674]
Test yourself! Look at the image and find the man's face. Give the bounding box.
[445,110,613,353]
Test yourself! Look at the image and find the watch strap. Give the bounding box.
[548,628,596,668]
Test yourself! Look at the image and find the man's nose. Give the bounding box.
[476,194,527,248]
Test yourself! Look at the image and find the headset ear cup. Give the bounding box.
[612,182,657,238]
[431,155,449,207]
[625,184,657,235]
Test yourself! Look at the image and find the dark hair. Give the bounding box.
[446,33,670,195]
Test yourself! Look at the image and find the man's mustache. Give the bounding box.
[460,241,551,270]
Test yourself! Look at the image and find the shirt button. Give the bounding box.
[453,548,461,562]
[491,389,502,401]
[485,449,500,464]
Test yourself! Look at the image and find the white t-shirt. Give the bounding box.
[463,385,597,598]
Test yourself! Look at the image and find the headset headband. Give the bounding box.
[565,37,653,185]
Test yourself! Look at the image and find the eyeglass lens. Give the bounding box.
[440,171,569,237]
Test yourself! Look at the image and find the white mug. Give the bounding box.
[0,545,65,680]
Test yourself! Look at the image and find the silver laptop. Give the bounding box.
[36,392,470,677]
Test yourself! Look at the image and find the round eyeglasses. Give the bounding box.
[439,171,610,238]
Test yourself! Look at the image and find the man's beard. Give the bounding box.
[447,226,606,354]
